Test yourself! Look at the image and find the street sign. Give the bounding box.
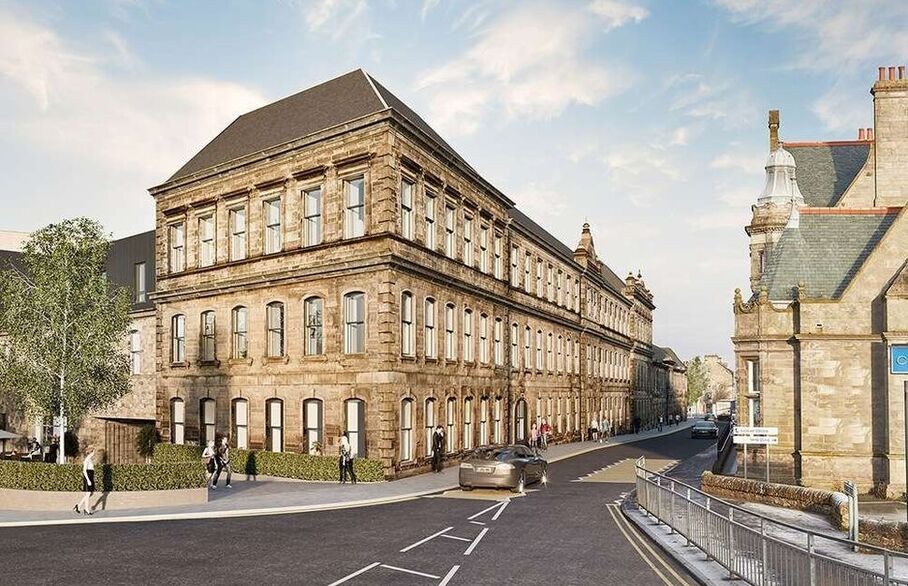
[892,345,908,374]
[734,426,778,436]
[734,435,778,445]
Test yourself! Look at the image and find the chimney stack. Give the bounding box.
[867,128,874,141]
[768,109,780,151]
[871,65,908,206]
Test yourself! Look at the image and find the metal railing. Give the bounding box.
[634,457,908,586]
[712,422,735,474]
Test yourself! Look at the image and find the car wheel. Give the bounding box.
[512,472,526,493]
[460,484,473,491]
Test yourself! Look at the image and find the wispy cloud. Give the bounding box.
[665,72,757,126]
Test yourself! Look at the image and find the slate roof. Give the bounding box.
[759,210,899,300]
[169,69,473,182]
[653,346,684,368]
[787,143,870,207]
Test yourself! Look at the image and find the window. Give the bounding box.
[266,399,283,452]
[479,225,489,273]
[303,399,323,455]
[535,330,543,370]
[303,187,323,247]
[515,399,527,442]
[557,335,563,373]
[444,205,455,258]
[129,330,141,375]
[304,297,324,355]
[536,258,543,297]
[170,398,185,444]
[401,292,415,357]
[400,179,414,240]
[345,399,365,457]
[494,318,504,367]
[424,298,437,359]
[425,398,436,457]
[510,246,520,286]
[200,398,215,446]
[547,264,554,301]
[524,326,532,370]
[344,177,366,238]
[266,302,285,358]
[200,311,216,362]
[232,399,248,449]
[463,215,474,267]
[344,292,366,354]
[134,262,147,302]
[480,397,489,446]
[400,398,414,461]
[444,304,456,361]
[494,397,503,443]
[229,207,247,261]
[232,306,248,359]
[463,397,473,450]
[479,313,489,364]
[494,234,503,279]
[425,189,437,250]
[510,323,518,369]
[463,309,474,362]
[557,271,564,305]
[547,332,554,372]
[574,340,580,374]
[198,214,215,267]
[446,397,456,453]
[524,253,532,293]
[171,315,185,363]
[168,223,185,273]
[264,197,282,254]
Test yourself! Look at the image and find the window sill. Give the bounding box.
[463,361,475,367]
[228,357,254,366]
[198,360,221,368]
[401,355,417,362]
[424,357,438,363]
[300,353,327,361]
[263,355,291,365]
[170,361,189,368]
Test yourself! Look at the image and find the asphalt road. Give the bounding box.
[5,427,715,586]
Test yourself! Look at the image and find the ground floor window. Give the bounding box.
[494,398,502,444]
[200,398,215,445]
[232,399,248,449]
[463,398,473,450]
[425,398,436,457]
[446,397,456,453]
[479,397,489,446]
[401,398,414,461]
[266,399,283,452]
[515,399,527,442]
[345,399,365,458]
[303,399,323,455]
[171,398,185,445]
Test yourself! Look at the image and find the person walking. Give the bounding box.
[344,434,357,485]
[658,416,663,432]
[601,418,611,443]
[202,440,217,488]
[530,422,540,454]
[632,415,640,434]
[339,433,351,483]
[431,425,445,472]
[212,437,232,488]
[589,417,599,442]
[539,418,549,450]
[73,446,95,515]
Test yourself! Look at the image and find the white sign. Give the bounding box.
[734,435,778,445]
[52,416,67,427]
[734,426,778,436]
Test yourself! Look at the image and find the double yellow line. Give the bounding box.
[605,504,695,586]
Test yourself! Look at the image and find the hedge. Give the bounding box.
[0,460,207,492]
[153,444,385,482]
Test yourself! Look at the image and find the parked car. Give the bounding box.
[691,420,719,439]
[459,445,547,493]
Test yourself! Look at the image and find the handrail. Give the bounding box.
[711,422,735,474]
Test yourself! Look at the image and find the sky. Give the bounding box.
[2,0,907,365]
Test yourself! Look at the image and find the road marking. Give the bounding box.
[463,527,489,556]
[609,505,694,586]
[441,534,472,542]
[400,526,453,553]
[491,499,509,521]
[379,564,440,579]
[327,561,380,586]
[439,565,461,586]
[467,500,506,520]
[469,521,485,526]
[605,505,675,585]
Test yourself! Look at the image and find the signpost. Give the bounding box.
[843,480,859,550]
[733,426,779,482]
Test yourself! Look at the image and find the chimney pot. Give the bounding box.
[880,67,887,80]
[858,128,865,140]
[890,66,896,80]
[868,128,874,140]
[900,66,906,80]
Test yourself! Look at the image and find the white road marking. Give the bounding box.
[609,504,693,586]
[439,565,461,586]
[400,526,453,553]
[491,499,509,521]
[441,534,472,542]
[463,527,489,556]
[469,521,485,526]
[467,500,506,520]
[327,561,380,586]
[379,564,440,579]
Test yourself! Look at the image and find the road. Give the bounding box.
[5,427,714,585]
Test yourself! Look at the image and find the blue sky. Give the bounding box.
[2,0,906,364]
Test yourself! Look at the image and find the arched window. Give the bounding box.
[200,398,215,445]
[304,297,323,355]
[547,332,554,372]
[266,302,285,357]
[344,292,366,354]
[514,399,527,442]
[232,306,248,359]
[424,298,437,359]
[425,397,437,457]
[493,397,503,444]
[231,398,248,449]
[170,398,185,444]
[463,309,474,362]
[400,398,414,461]
[444,303,456,360]
[535,330,543,370]
[524,326,531,370]
[265,398,283,452]
[510,323,518,370]
[479,397,489,446]
[494,318,503,367]
[401,292,415,357]
[303,398,323,455]
[479,313,489,364]
[463,397,473,450]
[445,397,456,453]
[345,399,365,457]
[171,314,185,363]
[556,335,563,373]
[200,311,216,362]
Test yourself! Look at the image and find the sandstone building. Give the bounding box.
[734,66,908,493]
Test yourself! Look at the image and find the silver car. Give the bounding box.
[459,445,547,493]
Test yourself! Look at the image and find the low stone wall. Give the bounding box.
[0,487,207,512]
[859,518,908,552]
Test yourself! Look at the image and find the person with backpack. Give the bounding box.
[431,425,445,472]
[202,440,217,489]
[212,436,232,488]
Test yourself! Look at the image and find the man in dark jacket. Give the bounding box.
[431,425,445,472]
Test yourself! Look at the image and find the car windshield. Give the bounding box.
[473,448,515,462]
[696,422,716,428]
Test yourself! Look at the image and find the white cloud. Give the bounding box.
[666,72,757,126]
[812,83,871,133]
[686,208,748,231]
[588,0,649,31]
[510,182,568,220]
[298,0,369,42]
[603,144,685,207]
[420,0,439,20]
[709,151,763,174]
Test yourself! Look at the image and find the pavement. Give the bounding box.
[0,420,696,527]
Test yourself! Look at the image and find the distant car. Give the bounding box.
[691,421,719,439]
[704,413,716,421]
[459,445,547,493]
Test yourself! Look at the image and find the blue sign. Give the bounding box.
[893,346,908,374]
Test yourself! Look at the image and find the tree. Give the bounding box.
[0,218,131,463]
[135,424,160,462]
[685,356,710,410]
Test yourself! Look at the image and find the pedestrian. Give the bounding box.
[589,417,599,442]
[431,425,445,472]
[540,418,550,450]
[658,416,663,431]
[676,414,682,425]
[73,446,95,515]
[212,436,232,488]
[202,440,217,489]
[344,433,357,485]
[339,433,351,483]
[530,422,539,454]
[601,418,610,443]
[632,416,640,434]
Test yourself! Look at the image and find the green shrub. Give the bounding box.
[153,443,202,463]
[135,425,160,460]
[0,460,207,491]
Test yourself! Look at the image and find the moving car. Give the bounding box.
[691,420,719,439]
[704,413,716,421]
[459,445,547,493]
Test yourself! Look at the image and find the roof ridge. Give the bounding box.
[361,70,389,110]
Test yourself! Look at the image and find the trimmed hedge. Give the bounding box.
[153,443,203,463]
[0,460,207,492]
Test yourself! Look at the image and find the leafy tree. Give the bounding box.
[0,218,131,463]
[135,424,160,462]
[685,356,710,409]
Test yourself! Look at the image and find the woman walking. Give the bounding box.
[345,433,357,485]
[202,440,217,489]
[212,437,232,488]
[339,433,351,484]
[73,446,95,515]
